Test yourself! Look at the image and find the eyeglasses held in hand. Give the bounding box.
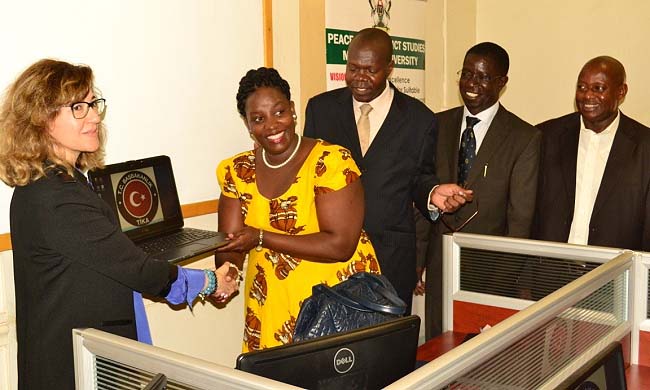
[62,98,106,119]
[440,198,479,233]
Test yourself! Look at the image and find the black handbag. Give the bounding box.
[293,272,407,342]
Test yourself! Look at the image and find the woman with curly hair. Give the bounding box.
[0,59,238,389]
[216,67,381,352]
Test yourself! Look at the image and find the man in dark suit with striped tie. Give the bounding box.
[415,42,541,340]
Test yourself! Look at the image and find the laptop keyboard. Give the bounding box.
[138,228,220,254]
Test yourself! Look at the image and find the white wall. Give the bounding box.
[475,0,650,126]
[273,0,303,120]
[0,0,264,234]
[0,250,17,389]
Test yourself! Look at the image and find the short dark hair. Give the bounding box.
[350,28,393,64]
[466,42,509,76]
[236,67,291,117]
[582,56,627,86]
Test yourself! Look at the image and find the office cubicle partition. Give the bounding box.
[441,233,626,326]
[635,252,650,366]
[72,328,300,390]
[73,234,648,389]
[388,250,631,388]
[439,233,649,366]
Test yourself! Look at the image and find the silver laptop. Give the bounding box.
[88,155,226,263]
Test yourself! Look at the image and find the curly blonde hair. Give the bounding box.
[0,59,106,187]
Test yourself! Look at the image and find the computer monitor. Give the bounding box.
[236,315,420,390]
[555,342,627,390]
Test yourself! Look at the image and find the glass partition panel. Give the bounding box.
[447,271,627,389]
[96,357,197,390]
[389,237,633,390]
[646,270,650,319]
[460,247,601,300]
[73,328,300,390]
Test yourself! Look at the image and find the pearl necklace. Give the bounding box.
[262,134,302,169]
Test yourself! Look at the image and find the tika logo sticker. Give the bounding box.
[116,170,159,226]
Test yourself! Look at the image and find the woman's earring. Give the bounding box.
[292,113,298,121]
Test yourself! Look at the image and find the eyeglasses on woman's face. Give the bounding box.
[61,98,106,119]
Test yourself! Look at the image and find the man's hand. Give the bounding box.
[430,184,474,213]
[414,266,425,295]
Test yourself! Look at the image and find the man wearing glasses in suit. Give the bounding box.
[415,42,541,340]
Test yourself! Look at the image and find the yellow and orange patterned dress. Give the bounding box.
[217,140,380,352]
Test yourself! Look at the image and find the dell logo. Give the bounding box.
[333,348,355,373]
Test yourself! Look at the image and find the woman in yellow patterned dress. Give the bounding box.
[216,68,379,352]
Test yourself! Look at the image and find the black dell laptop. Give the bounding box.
[88,155,225,264]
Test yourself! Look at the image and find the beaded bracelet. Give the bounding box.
[198,269,217,301]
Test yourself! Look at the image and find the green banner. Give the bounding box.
[325,28,425,70]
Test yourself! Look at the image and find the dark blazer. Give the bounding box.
[416,104,541,339]
[303,85,439,307]
[533,112,650,251]
[10,167,173,390]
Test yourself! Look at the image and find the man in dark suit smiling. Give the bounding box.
[533,56,650,251]
[304,27,469,310]
[415,42,541,340]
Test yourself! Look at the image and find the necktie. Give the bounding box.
[458,116,480,186]
[357,104,373,155]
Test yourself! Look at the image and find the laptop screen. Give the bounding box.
[89,155,184,241]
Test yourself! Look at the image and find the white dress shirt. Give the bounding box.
[568,112,620,245]
[426,102,501,217]
[352,81,394,146]
[461,101,500,152]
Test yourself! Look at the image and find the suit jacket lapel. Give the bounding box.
[592,114,637,216]
[466,105,512,187]
[336,90,363,161]
[555,114,580,213]
[439,108,463,184]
